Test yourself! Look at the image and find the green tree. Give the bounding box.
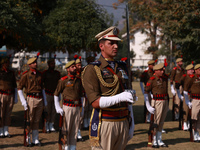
[43,0,112,54]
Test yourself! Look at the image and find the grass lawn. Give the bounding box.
[0,81,199,150]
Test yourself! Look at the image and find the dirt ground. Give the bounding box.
[0,81,199,150]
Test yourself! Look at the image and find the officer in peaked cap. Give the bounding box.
[170,58,185,120]
[145,63,169,147]
[18,56,47,146]
[0,57,17,138]
[140,60,155,123]
[54,60,83,149]
[176,64,194,131]
[82,26,134,150]
[183,64,200,141]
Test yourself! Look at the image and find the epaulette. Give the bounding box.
[22,70,28,75]
[189,74,195,78]
[183,74,187,77]
[173,67,177,70]
[150,76,155,80]
[89,61,101,66]
[61,76,68,81]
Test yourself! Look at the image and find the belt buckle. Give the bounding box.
[74,101,78,105]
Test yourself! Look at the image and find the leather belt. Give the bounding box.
[27,92,43,98]
[102,109,129,120]
[153,94,168,100]
[191,94,200,100]
[63,99,81,107]
[0,89,13,95]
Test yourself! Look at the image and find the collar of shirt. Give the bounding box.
[68,74,75,80]
[99,55,116,70]
[30,69,36,74]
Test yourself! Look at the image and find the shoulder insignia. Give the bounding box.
[150,76,155,80]
[173,67,177,70]
[189,74,195,78]
[89,61,101,66]
[22,70,28,75]
[183,74,187,77]
[61,76,68,81]
[146,82,151,86]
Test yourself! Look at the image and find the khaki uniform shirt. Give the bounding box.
[145,74,168,95]
[82,56,129,107]
[54,75,82,100]
[18,70,43,93]
[0,68,16,91]
[140,69,154,85]
[42,69,60,92]
[184,74,200,94]
[170,66,185,88]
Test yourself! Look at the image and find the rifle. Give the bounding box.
[147,94,157,147]
[42,109,48,133]
[172,95,175,121]
[179,100,183,130]
[189,109,193,142]
[24,110,30,147]
[58,114,65,150]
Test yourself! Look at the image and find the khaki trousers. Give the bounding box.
[46,94,56,123]
[27,97,43,130]
[92,120,129,150]
[0,94,14,127]
[151,100,169,132]
[174,86,183,113]
[63,105,80,145]
[191,99,200,131]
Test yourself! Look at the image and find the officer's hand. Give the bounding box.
[22,102,28,110]
[147,106,155,114]
[188,102,192,109]
[56,108,64,116]
[171,89,176,96]
[118,92,133,103]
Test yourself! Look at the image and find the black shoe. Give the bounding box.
[152,145,159,148]
[5,134,11,138]
[27,144,32,147]
[77,138,84,142]
[194,140,199,143]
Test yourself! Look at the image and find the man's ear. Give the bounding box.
[99,43,104,51]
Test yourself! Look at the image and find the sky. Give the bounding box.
[96,0,126,29]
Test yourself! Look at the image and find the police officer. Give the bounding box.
[82,26,134,150]
[140,60,155,123]
[54,60,83,150]
[42,58,60,132]
[170,58,185,120]
[18,56,47,146]
[144,63,168,147]
[75,57,84,141]
[0,57,18,138]
[183,64,200,142]
[177,64,194,130]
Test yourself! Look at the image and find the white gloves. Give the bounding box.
[140,82,145,95]
[144,94,155,114]
[176,89,183,101]
[99,91,133,108]
[81,97,85,117]
[183,91,192,109]
[128,104,135,141]
[42,89,47,106]
[18,90,27,110]
[14,88,18,104]
[170,84,176,96]
[54,95,63,116]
